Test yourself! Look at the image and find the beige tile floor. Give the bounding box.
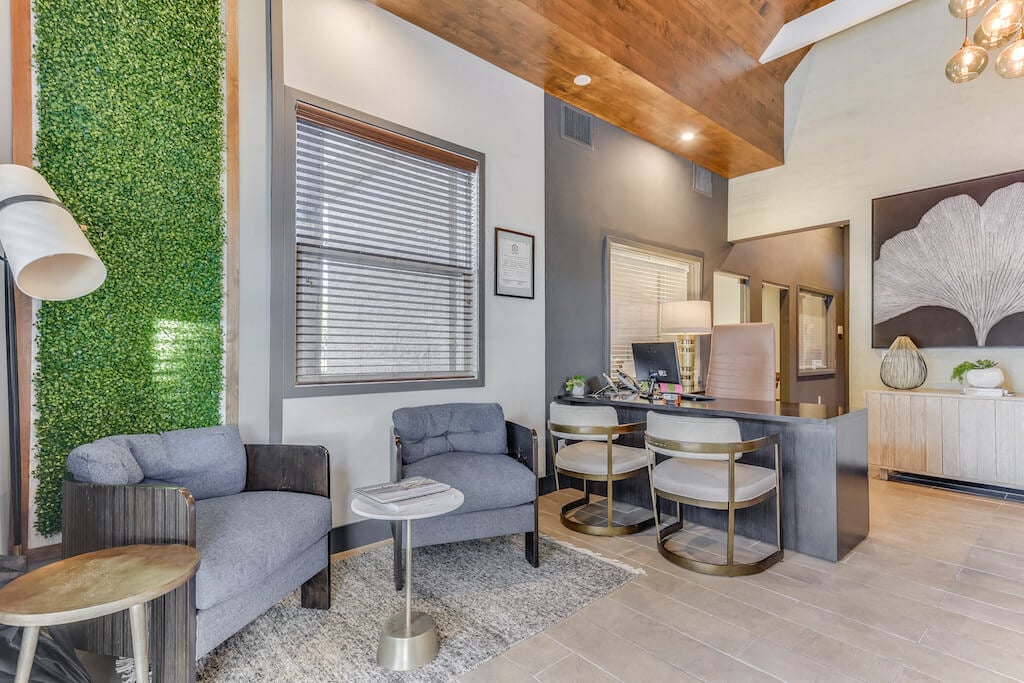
[461,476,1024,682]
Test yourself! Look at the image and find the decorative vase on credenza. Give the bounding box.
[879,335,928,390]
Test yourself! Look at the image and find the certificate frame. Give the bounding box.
[494,227,535,299]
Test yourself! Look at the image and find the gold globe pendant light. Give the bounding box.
[996,32,1024,76]
[947,17,991,82]
[950,0,991,18]
[974,23,1018,48]
[978,0,1024,40]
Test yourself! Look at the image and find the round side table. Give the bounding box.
[351,487,463,672]
[0,544,200,683]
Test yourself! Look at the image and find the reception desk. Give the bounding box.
[555,395,869,562]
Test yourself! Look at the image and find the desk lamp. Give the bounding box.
[0,164,107,557]
[660,300,712,393]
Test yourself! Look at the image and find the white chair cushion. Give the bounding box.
[555,441,649,476]
[549,402,620,442]
[652,458,776,503]
[646,412,742,461]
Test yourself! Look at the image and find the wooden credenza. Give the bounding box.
[866,388,1024,489]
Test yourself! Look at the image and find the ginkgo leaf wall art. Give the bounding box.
[872,169,1024,348]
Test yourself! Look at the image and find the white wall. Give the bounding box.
[278,0,546,525]
[729,0,1024,409]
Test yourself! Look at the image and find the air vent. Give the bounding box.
[560,103,593,149]
[692,163,713,197]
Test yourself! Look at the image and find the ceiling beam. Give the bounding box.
[371,0,839,177]
[761,0,916,63]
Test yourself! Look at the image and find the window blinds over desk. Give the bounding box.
[293,103,480,386]
[608,241,698,377]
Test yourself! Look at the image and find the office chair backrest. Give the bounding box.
[705,323,776,402]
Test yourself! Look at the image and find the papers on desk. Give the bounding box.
[355,477,451,511]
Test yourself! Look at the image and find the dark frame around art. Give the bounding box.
[872,168,1024,349]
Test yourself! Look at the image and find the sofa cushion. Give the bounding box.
[404,452,535,514]
[194,491,332,610]
[393,403,507,465]
[67,437,144,485]
[129,426,246,500]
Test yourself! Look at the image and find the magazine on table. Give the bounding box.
[355,476,450,506]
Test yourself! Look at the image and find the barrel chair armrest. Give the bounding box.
[243,444,330,497]
[506,421,538,473]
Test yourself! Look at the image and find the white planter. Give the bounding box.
[570,385,585,397]
[965,367,1004,388]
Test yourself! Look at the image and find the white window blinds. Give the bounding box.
[293,103,481,386]
[608,241,700,377]
[798,290,831,372]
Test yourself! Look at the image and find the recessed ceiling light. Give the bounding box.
[681,131,696,141]
[573,74,592,86]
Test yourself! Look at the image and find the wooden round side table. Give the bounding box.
[0,544,200,683]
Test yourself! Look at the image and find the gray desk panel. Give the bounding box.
[553,396,869,562]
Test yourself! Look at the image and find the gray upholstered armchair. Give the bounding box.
[61,426,331,682]
[391,403,539,590]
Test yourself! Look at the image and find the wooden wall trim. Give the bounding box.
[11,0,32,554]
[225,0,240,425]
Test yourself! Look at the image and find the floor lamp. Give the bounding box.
[0,164,107,560]
[660,300,712,394]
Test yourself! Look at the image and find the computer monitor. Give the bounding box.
[631,342,681,385]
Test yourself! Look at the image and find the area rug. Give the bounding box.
[125,535,640,682]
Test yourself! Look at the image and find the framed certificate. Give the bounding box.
[495,227,535,299]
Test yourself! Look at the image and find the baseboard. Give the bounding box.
[27,543,60,564]
[887,470,1024,502]
[329,519,390,554]
[539,474,558,495]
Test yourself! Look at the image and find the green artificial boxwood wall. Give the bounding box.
[32,0,226,536]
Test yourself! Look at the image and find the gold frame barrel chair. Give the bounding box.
[548,402,654,536]
[645,412,782,576]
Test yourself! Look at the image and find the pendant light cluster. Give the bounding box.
[947,0,1024,82]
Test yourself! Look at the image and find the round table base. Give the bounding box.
[377,610,438,671]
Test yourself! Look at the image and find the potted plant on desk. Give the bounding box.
[565,374,586,397]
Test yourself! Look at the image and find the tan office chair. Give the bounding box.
[548,402,653,536]
[645,411,782,576]
[705,323,776,401]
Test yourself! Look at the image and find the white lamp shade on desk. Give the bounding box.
[0,165,106,300]
[661,300,712,334]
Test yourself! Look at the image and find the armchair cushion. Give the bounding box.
[404,452,536,514]
[129,426,247,500]
[194,491,332,610]
[393,403,507,465]
[66,437,144,486]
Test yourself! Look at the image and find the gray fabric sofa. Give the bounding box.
[391,403,539,590]
[62,426,331,682]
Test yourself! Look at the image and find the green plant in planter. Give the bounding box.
[565,374,586,392]
[951,359,998,383]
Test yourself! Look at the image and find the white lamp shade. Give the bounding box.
[0,165,106,300]
[661,300,712,334]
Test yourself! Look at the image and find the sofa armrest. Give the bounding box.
[62,480,196,559]
[243,444,330,497]
[506,421,538,474]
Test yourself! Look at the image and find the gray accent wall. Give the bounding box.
[544,94,849,446]
[544,95,730,408]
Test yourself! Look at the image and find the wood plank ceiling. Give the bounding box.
[370,0,834,178]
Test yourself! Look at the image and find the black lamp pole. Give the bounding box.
[4,260,21,556]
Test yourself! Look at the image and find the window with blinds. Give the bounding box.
[798,288,836,375]
[607,240,701,377]
[293,102,482,388]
